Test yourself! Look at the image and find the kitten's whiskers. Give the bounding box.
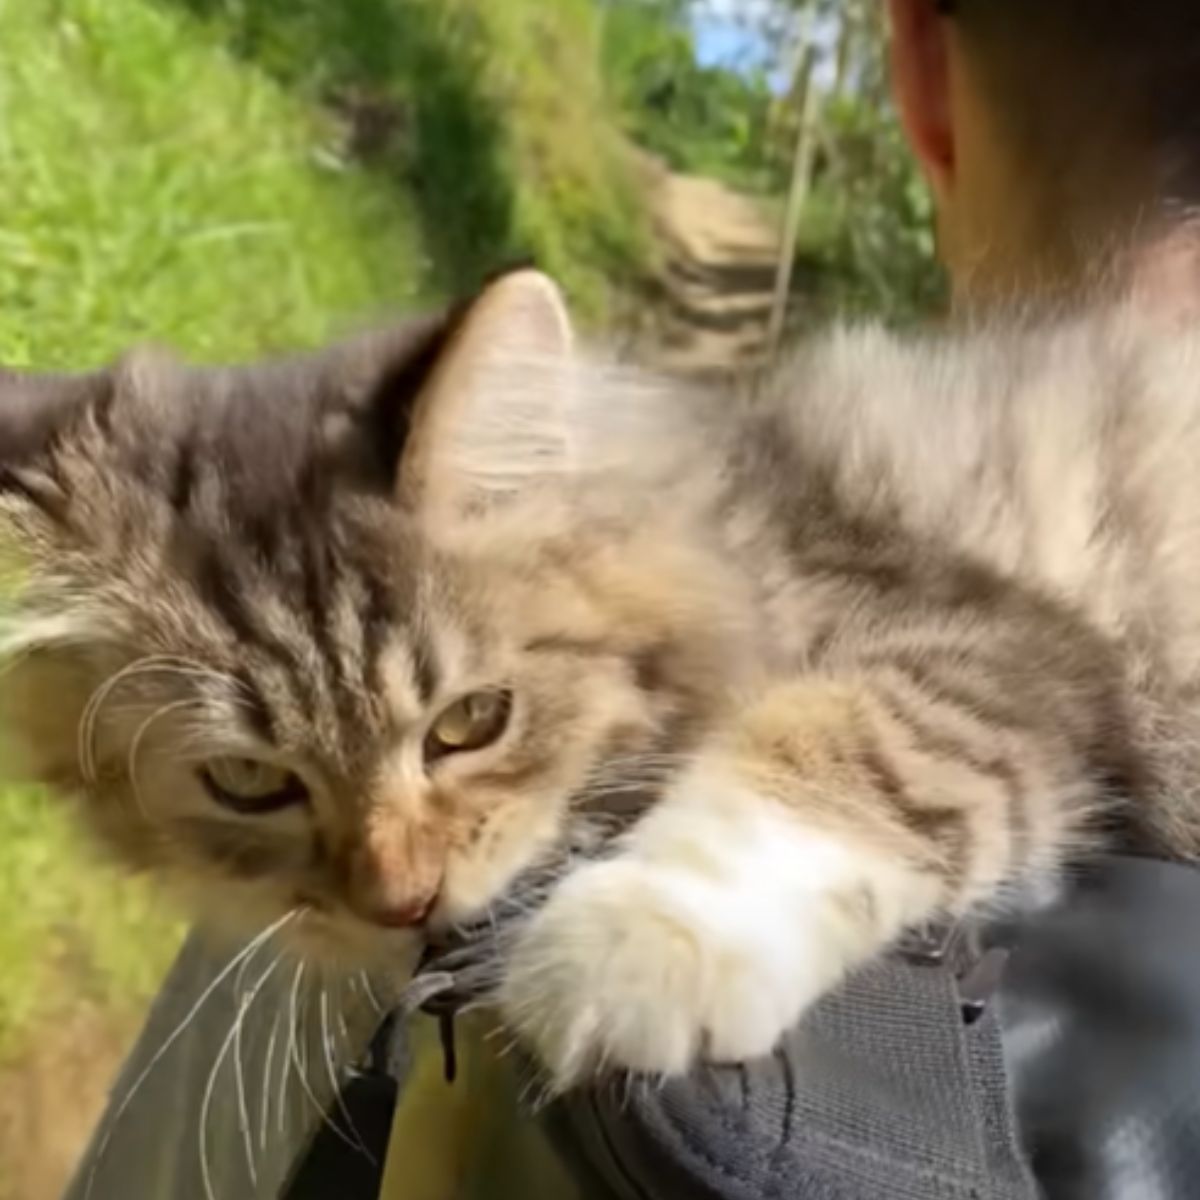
[358,972,383,1015]
[77,654,245,784]
[285,963,369,1159]
[82,909,297,1200]
[200,951,283,1200]
[259,1006,282,1153]
[126,698,201,819]
[320,986,375,1164]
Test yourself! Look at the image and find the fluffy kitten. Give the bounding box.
[2,271,1198,1090]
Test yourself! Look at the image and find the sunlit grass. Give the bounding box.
[153,0,652,321]
[0,787,183,1059]
[0,0,429,372]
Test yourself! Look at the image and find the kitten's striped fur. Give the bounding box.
[2,272,1199,1086]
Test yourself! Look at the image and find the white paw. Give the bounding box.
[498,765,942,1092]
[499,852,851,1090]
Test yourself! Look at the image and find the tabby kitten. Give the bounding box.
[2,271,1198,1090]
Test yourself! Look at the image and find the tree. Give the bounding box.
[769,0,947,323]
[599,0,776,188]
[599,0,945,322]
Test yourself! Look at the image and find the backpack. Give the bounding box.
[70,856,1200,1200]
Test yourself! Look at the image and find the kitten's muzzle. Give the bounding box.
[348,819,445,929]
[348,863,443,929]
[365,889,440,929]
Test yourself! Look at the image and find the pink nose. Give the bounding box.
[350,816,445,930]
[365,890,438,930]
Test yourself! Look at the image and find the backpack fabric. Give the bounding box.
[69,857,1200,1200]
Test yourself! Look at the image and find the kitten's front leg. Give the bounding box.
[500,683,972,1090]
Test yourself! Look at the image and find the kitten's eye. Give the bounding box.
[200,757,308,815]
[426,690,513,761]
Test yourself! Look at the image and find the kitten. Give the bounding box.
[2,271,1198,1091]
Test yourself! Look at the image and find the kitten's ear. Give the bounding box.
[396,269,575,518]
[0,367,111,512]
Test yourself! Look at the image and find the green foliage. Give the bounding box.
[773,1,947,323]
[0,0,430,370]
[159,0,651,320]
[599,0,944,321]
[601,0,776,190]
[0,786,181,1058]
[797,97,947,323]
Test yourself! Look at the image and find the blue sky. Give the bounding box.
[690,0,778,70]
[691,3,841,91]
[693,15,769,69]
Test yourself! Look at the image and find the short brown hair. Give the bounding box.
[951,1,1200,209]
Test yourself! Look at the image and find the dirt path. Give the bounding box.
[633,154,781,377]
[0,1004,142,1200]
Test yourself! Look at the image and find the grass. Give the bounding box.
[0,0,651,1065]
[159,0,652,321]
[0,0,434,369]
[0,788,183,1059]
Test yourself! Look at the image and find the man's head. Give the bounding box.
[889,0,1200,306]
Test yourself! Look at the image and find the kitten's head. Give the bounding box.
[0,273,731,966]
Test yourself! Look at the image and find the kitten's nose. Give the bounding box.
[352,871,442,930]
[350,817,445,930]
[366,889,439,930]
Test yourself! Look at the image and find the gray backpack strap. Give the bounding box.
[63,931,393,1200]
[64,855,1200,1200]
[548,952,1037,1200]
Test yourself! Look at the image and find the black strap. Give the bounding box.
[281,1009,410,1198]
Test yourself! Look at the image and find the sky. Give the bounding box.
[691,1,841,90]
[691,0,775,70]
[693,17,769,69]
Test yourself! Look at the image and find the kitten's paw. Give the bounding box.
[499,762,944,1092]
[499,856,827,1091]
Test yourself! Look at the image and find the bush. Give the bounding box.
[601,0,776,191]
[159,0,652,321]
[797,96,947,323]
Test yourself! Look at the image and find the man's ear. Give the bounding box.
[394,269,575,521]
[888,0,956,201]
